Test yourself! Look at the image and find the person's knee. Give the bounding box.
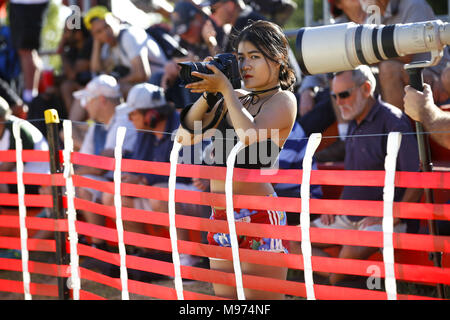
[101,192,114,206]
[149,199,168,212]
[77,188,93,201]
[122,196,136,208]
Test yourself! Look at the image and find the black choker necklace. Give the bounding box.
[240,85,281,106]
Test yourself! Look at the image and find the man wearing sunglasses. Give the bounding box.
[310,65,422,286]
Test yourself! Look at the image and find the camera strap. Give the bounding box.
[179,98,225,135]
[239,85,281,106]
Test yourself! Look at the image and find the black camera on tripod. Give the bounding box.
[178,53,241,89]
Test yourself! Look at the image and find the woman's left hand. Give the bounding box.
[185,63,232,95]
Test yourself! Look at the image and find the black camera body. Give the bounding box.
[178,53,241,89]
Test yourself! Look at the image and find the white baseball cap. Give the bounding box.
[121,83,167,114]
[73,74,121,107]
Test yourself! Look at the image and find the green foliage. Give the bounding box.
[41,0,63,73]
[285,0,325,29]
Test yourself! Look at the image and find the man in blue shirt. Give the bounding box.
[311,65,422,286]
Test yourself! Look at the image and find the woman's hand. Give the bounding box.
[184,58,233,95]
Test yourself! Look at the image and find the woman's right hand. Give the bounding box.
[185,61,232,95]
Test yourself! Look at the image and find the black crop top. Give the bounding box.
[204,109,282,169]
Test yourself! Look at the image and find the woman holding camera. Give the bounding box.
[176,20,297,299]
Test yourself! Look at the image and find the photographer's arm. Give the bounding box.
[186,65,296,145]
[176,94,222,146]
[224,88,297,145]
[404,84,450,149]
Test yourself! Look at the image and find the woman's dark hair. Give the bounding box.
[232,20,296,91]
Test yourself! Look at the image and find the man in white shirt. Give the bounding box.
[84,6,168,96]
[72,74,137,248]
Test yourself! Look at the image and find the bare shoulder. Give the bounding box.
[275,90,297,101]
[270,90,297,110]
[258,90,297,122]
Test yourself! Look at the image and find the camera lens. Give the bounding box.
[178,62,212,84]
[177,53,240,88]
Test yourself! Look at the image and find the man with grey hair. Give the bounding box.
[310,65,422,286]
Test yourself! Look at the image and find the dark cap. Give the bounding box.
[201,0,245,10]
[328,0,343,18]
[171,1,202,35]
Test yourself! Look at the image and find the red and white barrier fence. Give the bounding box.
[0,120,449,300]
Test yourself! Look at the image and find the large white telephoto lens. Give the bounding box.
[295,20,450,75]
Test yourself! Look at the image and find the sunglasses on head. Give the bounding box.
[331,84,361,100]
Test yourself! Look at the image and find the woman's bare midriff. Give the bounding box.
[210,179,274,210]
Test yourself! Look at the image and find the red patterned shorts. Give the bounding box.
[207,207,289,253]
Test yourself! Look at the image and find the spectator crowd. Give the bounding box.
[0,0,449,291]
